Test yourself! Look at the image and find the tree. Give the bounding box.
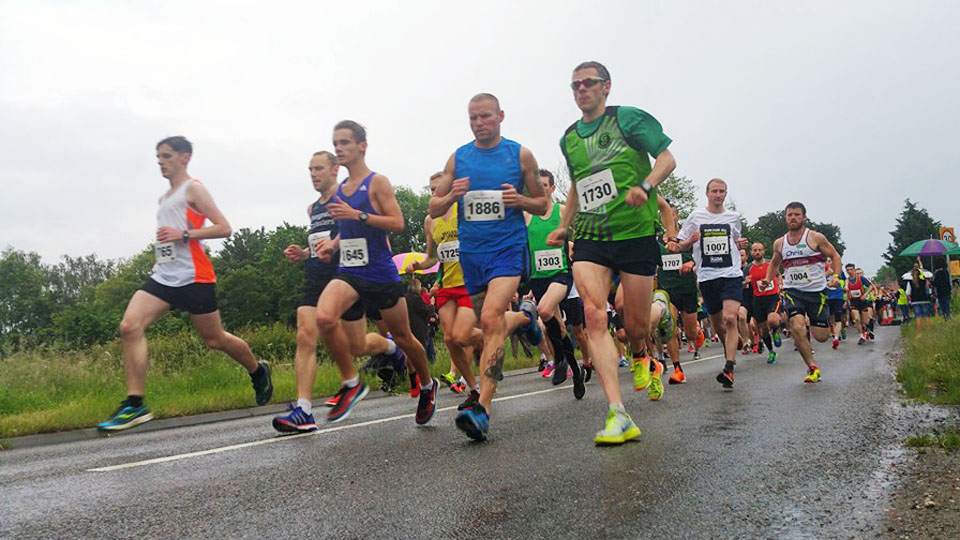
[45,254,117,306]
[874,264,899,285]
[747,211,846,258]
[390,185,430,255]
[657,174,698,219]
[883,199,941,280]
[0,248,55,350]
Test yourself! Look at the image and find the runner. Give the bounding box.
[547,60,677,445]
[429,93,547,441]
[98,136,273,433]
[668,178,747,389]
[407,172,482,400]
[314,120,438,425]
[525,168,585,398]
[739,248,756,355]
[824,255,847,349]
[563,281,592,381]
[845,263,873,344]
[656,198,699,383]
[748,242,783,364]
[761,201,843,383]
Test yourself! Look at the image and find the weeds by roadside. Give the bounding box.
[905,428,960,451]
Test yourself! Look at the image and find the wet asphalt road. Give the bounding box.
[1,328,901,539]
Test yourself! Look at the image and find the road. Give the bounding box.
[1,328,902,539]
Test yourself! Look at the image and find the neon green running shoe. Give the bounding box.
[648,360,665,401]
[594,408,642,446]
[441,372,457,387]
[653,290,676,342]
[804,365,822,383]
[633,356,651,391]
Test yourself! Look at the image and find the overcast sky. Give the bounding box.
[1,1,957,276]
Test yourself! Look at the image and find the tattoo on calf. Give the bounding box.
[484,346,505,380]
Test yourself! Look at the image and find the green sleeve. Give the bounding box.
[617,106,672,157]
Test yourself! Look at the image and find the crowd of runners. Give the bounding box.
[97,60,904,445]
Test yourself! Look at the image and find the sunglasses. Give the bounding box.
[570,77,606,90]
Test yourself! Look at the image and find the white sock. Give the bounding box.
[344,377,360,388]
[385,339,397,355]
[296,398,312,414]
[420,379,434,391]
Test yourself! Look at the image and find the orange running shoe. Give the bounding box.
[668,369,686,384]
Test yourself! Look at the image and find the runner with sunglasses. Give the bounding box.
[547,61,677,445]
[430,93,548,441]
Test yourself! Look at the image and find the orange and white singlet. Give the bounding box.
[151,179,216,287]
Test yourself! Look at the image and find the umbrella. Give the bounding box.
[901,270,933,280]
[392,252,439,275]
[899,239,960,257]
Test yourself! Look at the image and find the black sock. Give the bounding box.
[762,333,774,351]
[545,318,580,376]
[724,360,736,372]
[673,361,682,372]
[867,320,875,331]
[124,395,144,408]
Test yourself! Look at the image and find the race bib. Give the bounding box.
[661,253,682,272]
[534,248,564,272]
[437,240,460,263]
[577,169,617,213]
[703,236,730,257]
[308,231,332,258]
[758,279,776,293]
[850,289,862,298]
[786,266,812,284]
[463,190,504,222]
[155,242,177,264]
[339,238,368,267]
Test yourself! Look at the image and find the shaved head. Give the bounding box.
[469,92,501,111]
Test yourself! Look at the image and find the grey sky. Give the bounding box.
[1,1,957,276]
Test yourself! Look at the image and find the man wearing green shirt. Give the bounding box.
[548,60,676,446]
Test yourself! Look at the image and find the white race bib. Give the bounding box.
[339,238,369,267]
[308,231,332,258]
[577,169,617,213]
[155,242,177,264]
[786,265,813,285]
[661,253,682,272]
[463,190,505,222]
[702,236,730,257]
[437,240,460,263]
[534,248,564,272]
[850,289,862,298]
[758,279,775,293]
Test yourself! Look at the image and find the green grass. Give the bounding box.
[905,428,960,451]
[0,325,540,438]
[896,297,960,404]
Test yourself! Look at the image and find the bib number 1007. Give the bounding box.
[577,169,617,213]
[463,191,504,222]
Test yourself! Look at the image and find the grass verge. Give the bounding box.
[0,325,541,439]
[905,429,960,451]
[896,300,960,404]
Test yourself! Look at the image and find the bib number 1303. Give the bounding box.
[577,169,617,213]
[339,238,369,267]
[463,191,504,222]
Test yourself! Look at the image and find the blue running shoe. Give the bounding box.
[773,332,782,348]
[518,300,543,346]
[455,402,489,441]
[767,351,778,364]
[273,404,318,433]
[97,403,153,433]
[326,383,369,424]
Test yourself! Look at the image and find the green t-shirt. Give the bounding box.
[527,203,569,279]
[561,106,672,242]
[657,243,697,294]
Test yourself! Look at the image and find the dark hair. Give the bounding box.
[785,201,807,216]
[157,136,192,154]
[429,172,443,181]
[469,93,501,111]
[312,150,337,167]
[334,120,366,144]
[574,61,610,82]
[538,169,555,186]
[845,262,855,268]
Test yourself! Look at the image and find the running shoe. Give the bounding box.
[538,354,547,372]
[693,350,701,360]
[450,381,466,394]
[583,365,593,383]
[594,408,641,446]
[455,402,489,441]
[757,341,764,354]
[326,383,369,423]
[633,356,651,391]
[668,368,686,384]
[571,362,585,400]
[767,351,778,364]
[619,356,628,368]
[773,332,782,348]
[542,362,555,378]
[415,377,439,425]
[552,359,569,385]
[711,335,720,343]
[840,328,847,340]
[832,338,840,350]
[751,343,758,354]
[441,372,457,387]
[251,360,274,406]
[97,402,153,433]
[272,404,318,433]
[519,300,543,346]
[648,360,664,401]
[695,329,706,349]
[687,344,694,353]
[858,335,866,345]
[324,394,340,407]
[716,369,734,389]
[458,388,480,410]
[409,372,420,398]
[804,365,821,383]
[868,330,875,341]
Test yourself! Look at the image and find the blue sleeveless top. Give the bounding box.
[336,172,400,283]
[454,137,526,253]
[305,196,339,277]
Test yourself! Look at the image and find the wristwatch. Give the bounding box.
[182,230,190,242]
[358,212,369,222]
[640,180,653,194]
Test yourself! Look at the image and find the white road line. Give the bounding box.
[87,352,728,473]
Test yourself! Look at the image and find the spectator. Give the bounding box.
[933,259,952,319]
